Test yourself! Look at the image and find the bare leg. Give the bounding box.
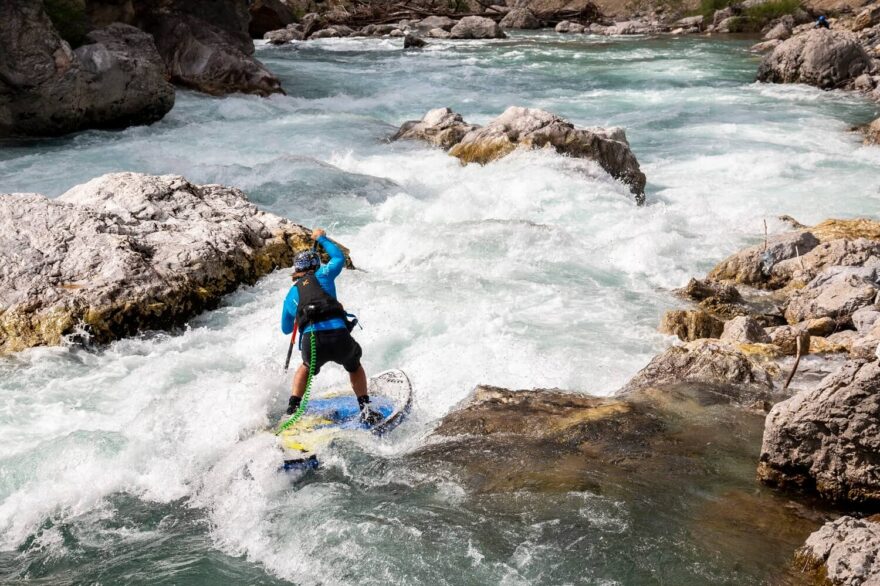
[292,364,309,398]
[350,365,367,398]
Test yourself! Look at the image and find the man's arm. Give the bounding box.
[314,229,345,279]
[281,288,298,335]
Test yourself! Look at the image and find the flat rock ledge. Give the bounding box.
[392,106,647,204]
[794,516,880,586]
[0,172,317,354]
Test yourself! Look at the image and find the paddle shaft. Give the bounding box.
[284,322,298,371]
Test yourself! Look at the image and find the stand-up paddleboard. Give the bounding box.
[278,369,412,471]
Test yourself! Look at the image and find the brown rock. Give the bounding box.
[660,309,724,341]
[620,339,776,395]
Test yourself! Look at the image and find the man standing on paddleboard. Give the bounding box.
[281,228,382,425]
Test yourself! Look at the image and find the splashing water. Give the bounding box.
[1,33,878,584]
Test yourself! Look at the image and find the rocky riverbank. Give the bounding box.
[417,217,880,584]
[0,172,339,355]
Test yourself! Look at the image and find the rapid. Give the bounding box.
[1,32,879,584]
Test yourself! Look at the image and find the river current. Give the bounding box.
[1,32,879,585]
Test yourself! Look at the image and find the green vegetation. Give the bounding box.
[43,0,88,47]
[700,0,733,20]
[744,0,801,21]
[698,0,801,31]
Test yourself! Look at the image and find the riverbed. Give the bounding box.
[1,32,878,584]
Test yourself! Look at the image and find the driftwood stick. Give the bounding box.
[783,334,808,390]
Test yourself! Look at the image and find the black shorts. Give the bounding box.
[300,328,362,375]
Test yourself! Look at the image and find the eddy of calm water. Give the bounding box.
[0,32,879,585]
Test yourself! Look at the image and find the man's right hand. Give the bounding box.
[312,228,326,242]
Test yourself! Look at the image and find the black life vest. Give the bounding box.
[293,272,347,329]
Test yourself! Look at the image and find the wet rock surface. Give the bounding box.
[0,173,318,354]
[618,339,778,398]
[795,515,880,585]
[393,106,646,201]
[412,380,823,581]
[759,360,880,506]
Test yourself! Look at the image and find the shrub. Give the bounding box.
[43,0,88,47]
[744,0,801,21]
[700,0,734,19]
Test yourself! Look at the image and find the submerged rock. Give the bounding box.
[758,359,880,506]
[448,106,647,201]
[403,34,427,49]
[0,173,317,354]
[449,16,507,39]
[795,516,880,585]
[757,29,874,90]
[0,4,174,137]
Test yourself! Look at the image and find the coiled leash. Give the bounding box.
[275,330,317,435]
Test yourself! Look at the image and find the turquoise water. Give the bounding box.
[0,32,878,584]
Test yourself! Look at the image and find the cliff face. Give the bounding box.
[1,0,283,137]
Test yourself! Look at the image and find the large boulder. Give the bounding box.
[391,107,479,150]
[708,231,820,287]
[0,173,317,354]
[795,516,880,585]
[248,0,297,38]
[137,1,283,96]
[449,16,508,39]
[555,20,586,33]
[784,266,879,325]
[448,106,647,201]
[500,8,541,29]
[403,33,427,49]
[758,359,880,506]
[757,29,874,90]
[0,4,174,137]
[414,16,457,32]
[659,309,724,342]
[619,339,776,397]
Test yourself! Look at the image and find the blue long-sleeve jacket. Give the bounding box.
[281,235,347,335]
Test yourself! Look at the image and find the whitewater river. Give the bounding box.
[1,32,879,584]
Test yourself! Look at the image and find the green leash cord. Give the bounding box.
[275,331,316,435]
